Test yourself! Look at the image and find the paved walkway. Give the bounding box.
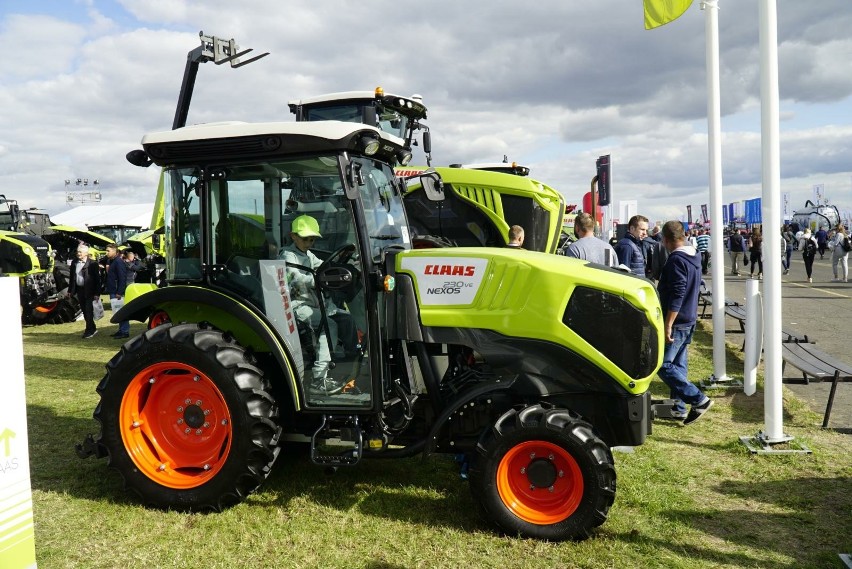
[705,251,851,431]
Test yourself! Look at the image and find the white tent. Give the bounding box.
[50,203,154,229]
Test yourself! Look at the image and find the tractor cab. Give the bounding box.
[132,120,440,411]
[289,87,430,166]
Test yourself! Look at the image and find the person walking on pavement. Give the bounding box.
[68,244,101,339]
[727,230,746,276]
[829,224,850,282]
[695,229,711,276]
[799,228,818,283]
[104,244,130,339]
[615,214,649,276]
[782,224,794,275]
[748,226,764,279]
[657,220,713,425]
[815,226,828,259]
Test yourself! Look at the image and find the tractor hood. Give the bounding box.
[394,247,663,394]
[48,225,116,248]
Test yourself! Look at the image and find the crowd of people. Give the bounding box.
[725,222,850,283]
[69,245,142,339]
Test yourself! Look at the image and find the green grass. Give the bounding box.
[21,314,852,568]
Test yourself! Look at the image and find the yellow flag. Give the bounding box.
[644,0,694,29]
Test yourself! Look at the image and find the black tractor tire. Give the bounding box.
[468,403,616,541]
[93,322,282,511]
[25,295,80,325]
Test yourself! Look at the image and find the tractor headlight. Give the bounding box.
[23,246,33,256]
[360,135,380,156]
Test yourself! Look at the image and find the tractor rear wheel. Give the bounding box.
[25,296,80,325]
[94,322,281,511]
[469,403,615,541]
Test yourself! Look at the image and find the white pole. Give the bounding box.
[759,0,787,442]
[703,0,730,382]
[743,279,763,396]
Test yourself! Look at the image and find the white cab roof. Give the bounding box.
[142,120,385,145]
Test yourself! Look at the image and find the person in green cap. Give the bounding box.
[280,215,347,395]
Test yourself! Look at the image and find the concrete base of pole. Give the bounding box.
[739,431,811,455]
[700,374,742,389]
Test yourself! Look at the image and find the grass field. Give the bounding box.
[21,312,852,568]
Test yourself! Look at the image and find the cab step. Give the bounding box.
[310,414,363,466]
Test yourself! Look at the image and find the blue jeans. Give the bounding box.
[658,325,706,413]
[110,294,130,334]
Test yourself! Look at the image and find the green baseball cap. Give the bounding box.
[291,215,322,238]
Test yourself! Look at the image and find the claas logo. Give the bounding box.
[424,264,476,277]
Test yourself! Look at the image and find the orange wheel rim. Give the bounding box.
[496,440,583,525]
[149,311,170,329]
[34,301,59,314]
[119,361,232,489]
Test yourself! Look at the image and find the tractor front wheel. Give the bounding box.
[469,403,615,541]
[94,322,281,511]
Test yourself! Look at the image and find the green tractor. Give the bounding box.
[76,34,663,541]
[397,165,565,253]
[0,229,57,319]
[0,195,67,323]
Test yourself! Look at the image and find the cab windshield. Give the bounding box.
[354,157,411,261]
[305,102,409,141]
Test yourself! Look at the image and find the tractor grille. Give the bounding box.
[13,234,52,269]
[453,184,498,215]
[563,286,658,379]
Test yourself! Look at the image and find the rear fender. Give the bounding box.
[112,284,302,410]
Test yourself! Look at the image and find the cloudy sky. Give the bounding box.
[1,0,850,226]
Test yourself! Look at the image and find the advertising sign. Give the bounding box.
[745,198,763,225]
[0,278,37,569]
[596,155,611,206]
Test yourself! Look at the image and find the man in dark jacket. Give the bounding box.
[615,214,649,275]
[727,230,746,276]
[642,226,667,281]
[68,244,101,339]
[657,220,713,425]
[105,244,130,338]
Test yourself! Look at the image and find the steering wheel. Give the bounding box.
[317,243,361,303]
[318,243,357,272]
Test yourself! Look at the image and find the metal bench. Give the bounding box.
[781,341,852,428]
[724,299,811,345]
[724,301,747,333]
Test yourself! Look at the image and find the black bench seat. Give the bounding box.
[781,341,852,428]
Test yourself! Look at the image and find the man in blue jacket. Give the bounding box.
[657,220,713,425]
[104,244,130,339]
[615,214,649,275]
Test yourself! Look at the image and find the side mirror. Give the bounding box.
[422,130,432,155]
[419,171,445,202]
[126,149,153,168]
